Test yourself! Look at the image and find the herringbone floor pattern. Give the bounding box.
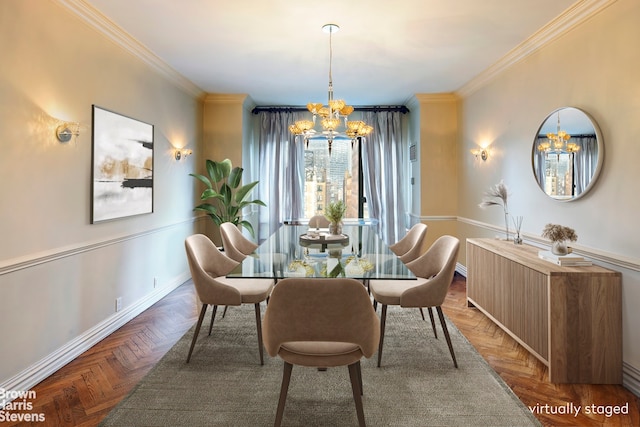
[5,275,639,426]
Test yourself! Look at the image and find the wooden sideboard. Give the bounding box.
[466,238,622,384]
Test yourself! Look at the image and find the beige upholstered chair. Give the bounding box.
[370,235,460,368]
[263,278,380,427]
[184,234,274,364]
[219,222,259,263]
[308,214,330,229]
[388,223,428,263]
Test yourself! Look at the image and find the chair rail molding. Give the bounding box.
[458,216,640,273]
[0,218,200,276]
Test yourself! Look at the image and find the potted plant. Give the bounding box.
[541,223,577,255]
[324,200,346,235]
[190,158,266,238]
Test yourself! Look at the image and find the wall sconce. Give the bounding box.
[56,122,80,143]
[470,148,488,161]
[174,148,192,161]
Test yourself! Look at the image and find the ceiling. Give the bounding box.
[81,0,579,106]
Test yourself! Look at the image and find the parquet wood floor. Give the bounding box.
[4,274,639,426]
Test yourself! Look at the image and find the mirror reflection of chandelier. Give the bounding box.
[538,111,580,153]
[288,24,373,154]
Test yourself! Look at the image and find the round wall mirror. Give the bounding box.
[531,107,603,201]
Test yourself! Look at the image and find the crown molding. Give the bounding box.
[413,93,460,104]
[54,0,204,98]
[457,0,617,97]
[202,94,249,104]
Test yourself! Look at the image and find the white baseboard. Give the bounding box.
[623,362,640,397]
[0,272,190,397]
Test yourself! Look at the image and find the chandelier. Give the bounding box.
[289,24,373,154]
[538,112,580,153]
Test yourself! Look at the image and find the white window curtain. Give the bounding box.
[361,110,407,244]
[573,136,598,194]
[253,109,407,245]
[254,110,306,241]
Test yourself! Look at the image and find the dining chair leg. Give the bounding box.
[377,305,387,367]
[427,307,438,339]
[274,362,293,427]
[187,304,207,363]
[208,305,218,336]
[356,360,363,395]
[419,308,425,321]
[436,306,458,368]
[348,362,366,427]
[373,299,378,311]
[255,302,264,365]
[222,305,228,318]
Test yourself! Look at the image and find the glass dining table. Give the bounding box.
[226,223,415,280]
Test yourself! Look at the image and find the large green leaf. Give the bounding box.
[189,173,212,189]
[234,181,259,203]
[205,159,231,183]
[201,188,223,201]
[193,204,223,225]
[219,183,232,206]
[238,220,255,237]
[228,167,243,189]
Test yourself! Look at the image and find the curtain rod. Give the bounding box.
[251,105,410,114]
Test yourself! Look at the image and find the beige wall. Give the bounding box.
[202,94,246,167]
[414,94,459,248]
[457,0,640,382]
[199,94,247,244]
[0,0,202,387]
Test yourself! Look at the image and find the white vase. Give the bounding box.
[329,221,343,235]
[551,241,569,255]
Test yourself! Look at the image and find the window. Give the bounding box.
[302,138,367,219]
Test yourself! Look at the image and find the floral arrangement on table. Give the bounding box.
[287,260,315,277]
[541,223,577,255]
[344,256,374,275]
[479,180,511,240]
[324,201,347,235]
[541,224,578,242]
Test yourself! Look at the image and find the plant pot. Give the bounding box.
[551,241,569,255]
[329,221,343,235]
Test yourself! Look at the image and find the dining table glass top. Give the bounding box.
[226,224,416,280]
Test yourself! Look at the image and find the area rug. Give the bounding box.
[100,304,540,426]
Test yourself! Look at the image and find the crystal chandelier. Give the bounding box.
[289,24,373,154]
[538,112,580,153]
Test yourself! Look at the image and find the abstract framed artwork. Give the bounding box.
[91,105,154,223]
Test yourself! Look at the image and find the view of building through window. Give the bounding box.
[302,138,367,220]
[543,152,574,198]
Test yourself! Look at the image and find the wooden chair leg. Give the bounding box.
[373,299,377,311]
[187,304,207,363]
[348,362,366,427]
[208,305,218,336]
[274,362,293,427]
[356,360,363,396]
[377,305,387,367]
[222,305,228,318]
[419,307,425,320]
[255,302,264,365]
[427,307,438,339]
[436,306,458,368]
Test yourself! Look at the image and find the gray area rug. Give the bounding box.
[101,303,540,426]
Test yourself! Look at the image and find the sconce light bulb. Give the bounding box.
[174,148,193,161]
[56,122,80,143]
